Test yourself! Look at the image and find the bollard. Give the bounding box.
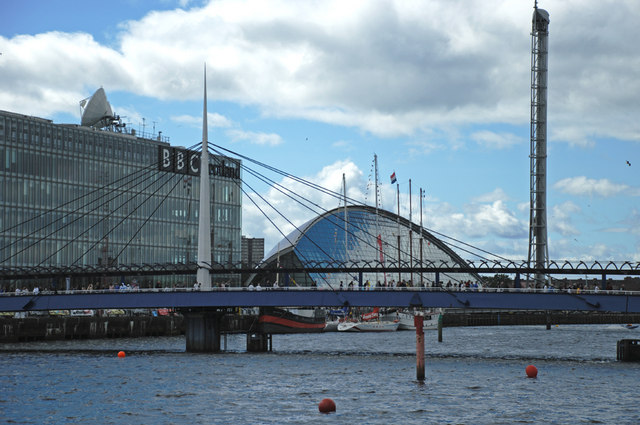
[437,313,443,342]
[415,314,425,381]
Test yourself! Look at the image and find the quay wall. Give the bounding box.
[443,310,640,327]
[0,313,260,342]
[2,311,640,342]
[0,315,184,342]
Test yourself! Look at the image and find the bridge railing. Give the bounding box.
[2,259,639,280]
[1,285,636,297]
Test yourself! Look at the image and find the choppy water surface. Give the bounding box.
[1,324,639,424]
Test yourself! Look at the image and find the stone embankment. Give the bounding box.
[442,310,640,327]
[0,315,184,342]
[2,310,639,342]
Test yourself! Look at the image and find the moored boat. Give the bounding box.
[323,307,349,332]
[324,319,341,332]
[380,309,441,330]
[258,307,326,334]
[337,320,399,332]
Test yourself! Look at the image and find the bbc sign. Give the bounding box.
[158,146,240,179]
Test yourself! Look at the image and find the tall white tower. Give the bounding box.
[528,3,550,286]
[196,65,212,289]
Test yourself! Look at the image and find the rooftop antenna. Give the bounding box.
[527,1,550,286]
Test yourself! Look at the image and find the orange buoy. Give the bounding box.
[318,398,336,413]
[525,364,538,378]
[117,351,126,358]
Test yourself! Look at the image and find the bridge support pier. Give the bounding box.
[247,332,272,352]
[184,310,223,352]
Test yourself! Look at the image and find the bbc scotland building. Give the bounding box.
[0,89,242,288]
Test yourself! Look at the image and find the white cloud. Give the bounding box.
[2,1,638,145]
[549,201,581,236]
[226,129,283,146]
[331,140,356,151]
[427,199,526,243]
[0,32,129,116]
[171,112,232,128]
[472,188,509,203]
[466,200,525,239]
[554,176,631,198]
[406,140,444,156]
[471,130,522,149]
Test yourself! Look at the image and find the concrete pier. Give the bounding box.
[246,332,272,352]
[184,311,223,352]
[617,339,640,362]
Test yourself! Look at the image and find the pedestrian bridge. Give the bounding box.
[1,287,639,313]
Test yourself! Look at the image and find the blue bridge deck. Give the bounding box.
[1,288,639,313]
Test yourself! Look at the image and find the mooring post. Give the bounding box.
[546,311,551,330]
[437,313,443,342]
[415,314,425,381]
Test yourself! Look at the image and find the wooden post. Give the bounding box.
[546,311,551,330]
[415,314,425,381]
[437,313,443,342]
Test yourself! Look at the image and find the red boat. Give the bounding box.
[258,308,326,333]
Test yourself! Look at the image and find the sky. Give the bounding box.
[1,0,639,264]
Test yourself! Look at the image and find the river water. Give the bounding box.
[1,324,639,424]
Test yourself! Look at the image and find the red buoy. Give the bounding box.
[117,351,126,358]
[525,364,538,378]
[318,398,336,413]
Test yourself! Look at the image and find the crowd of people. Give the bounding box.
[1,278,637,295]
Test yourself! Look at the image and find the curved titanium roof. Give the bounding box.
[263,204,471,269]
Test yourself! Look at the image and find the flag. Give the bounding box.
[390,172,397,184]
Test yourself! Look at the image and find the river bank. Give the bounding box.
[2,310,640,342]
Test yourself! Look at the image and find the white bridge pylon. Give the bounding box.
[196,64,212,290]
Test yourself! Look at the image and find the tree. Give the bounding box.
[484,274,512,288]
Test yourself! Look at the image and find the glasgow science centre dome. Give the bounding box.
[252,205,481,288]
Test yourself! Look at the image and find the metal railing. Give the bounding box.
[1,259,639,280]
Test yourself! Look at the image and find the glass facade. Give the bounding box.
[0,110,242,287]
[258,205,480,288]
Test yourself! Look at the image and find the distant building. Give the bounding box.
[242,236,264,267]
[0,90,242,288]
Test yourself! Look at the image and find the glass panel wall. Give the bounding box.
[0,110,242,287]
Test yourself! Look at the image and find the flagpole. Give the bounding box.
[374,155,380,285]
[419,187,424,287]
[397,182,401,284]
[409,178,413,286]
[343,173,348,264]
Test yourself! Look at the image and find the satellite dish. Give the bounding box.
[80,87,114,128]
